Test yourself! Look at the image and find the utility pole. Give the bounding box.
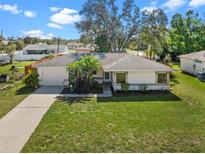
[57,36,60,55]
[0,29,3,41]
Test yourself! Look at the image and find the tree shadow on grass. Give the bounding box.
[56,96,91,105]
[97,91,181,103]
[16,86,36,95]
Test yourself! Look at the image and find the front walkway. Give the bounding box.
[60,84,112,98]
[0,86,63,153]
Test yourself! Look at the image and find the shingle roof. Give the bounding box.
[104,54,173,72]
[36,54,74,67]
[36,52,173,72]
[23,44,67,51]
[179,50,205,62]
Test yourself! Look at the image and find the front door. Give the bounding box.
[104,72,111,82]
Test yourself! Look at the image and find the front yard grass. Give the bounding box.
[0,61,35,118]
[22,69,205,152]
[0,61,34,74]
[0,82,34,118]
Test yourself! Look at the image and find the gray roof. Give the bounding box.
[23,44,67,51]
[36,52,173,72]
[179,50,205,62]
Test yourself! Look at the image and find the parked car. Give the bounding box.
[197,72,205,82]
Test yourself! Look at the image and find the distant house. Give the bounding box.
[23,44,69,55]
[2,40,9,45]
[179,50,205,75]
[75,48,92,53]
[67,42,84,50]
[35,52,173,91]
[11,44,69,61]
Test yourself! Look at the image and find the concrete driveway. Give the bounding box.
[0,86,63,153]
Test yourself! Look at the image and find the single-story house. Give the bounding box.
[179,50,205,75]
[23,44,69,55]
[35,53,173,91]
[7,44,70,61]
[75,48,92,53]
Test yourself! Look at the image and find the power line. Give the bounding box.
[57,36,60,55]
[0,29,3,41]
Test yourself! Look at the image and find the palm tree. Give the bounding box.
[68,55,101,93]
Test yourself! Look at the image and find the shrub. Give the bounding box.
[23,70,39,88]
[121,83,129,91]
[10,65,18,73]
[139,84,148,92]
[90,80,102,90]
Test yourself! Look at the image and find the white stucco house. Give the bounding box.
[179,51,205,75]
[17,44,69,61]
[35,52,173,91]
[0,44,70,61]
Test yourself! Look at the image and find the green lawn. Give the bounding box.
[0,82,35,118]
[22,69,205,152]
[0,61,34,74]
[0,61,35,118]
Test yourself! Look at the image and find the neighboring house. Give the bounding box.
[179,51,205,75]
[23,44,69,55]
[2,40,9,45]
[11,44,69,61]
[35,53,173,91]
[67,42,84,50]
[75,48,92,53]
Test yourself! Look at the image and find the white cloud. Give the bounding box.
[22,30,54,39]
[50,8,81,25]
[60,8,77,14]
[50,7,61,12]
[47,23,63,29]
[141,1,158,12]
[150,1,158,6]
[24,10,37,18]
[161,0,187,11]
[189,0,205,7]
[0,3,22,14]
[141,6,157,12]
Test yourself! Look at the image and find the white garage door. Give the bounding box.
[38,67,68,86]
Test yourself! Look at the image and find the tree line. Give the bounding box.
[76,0,205,61]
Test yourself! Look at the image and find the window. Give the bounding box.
[93,71,97,75]
[195,60,202,63]
[104,72,110,80]
[116,73,126,84]
[158,73,167,84]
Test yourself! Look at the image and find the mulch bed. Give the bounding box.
[61,87,103,94]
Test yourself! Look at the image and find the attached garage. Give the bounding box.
[35,54,74,86]
[38,67,69,86]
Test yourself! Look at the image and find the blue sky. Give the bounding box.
[0,0,205,39]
